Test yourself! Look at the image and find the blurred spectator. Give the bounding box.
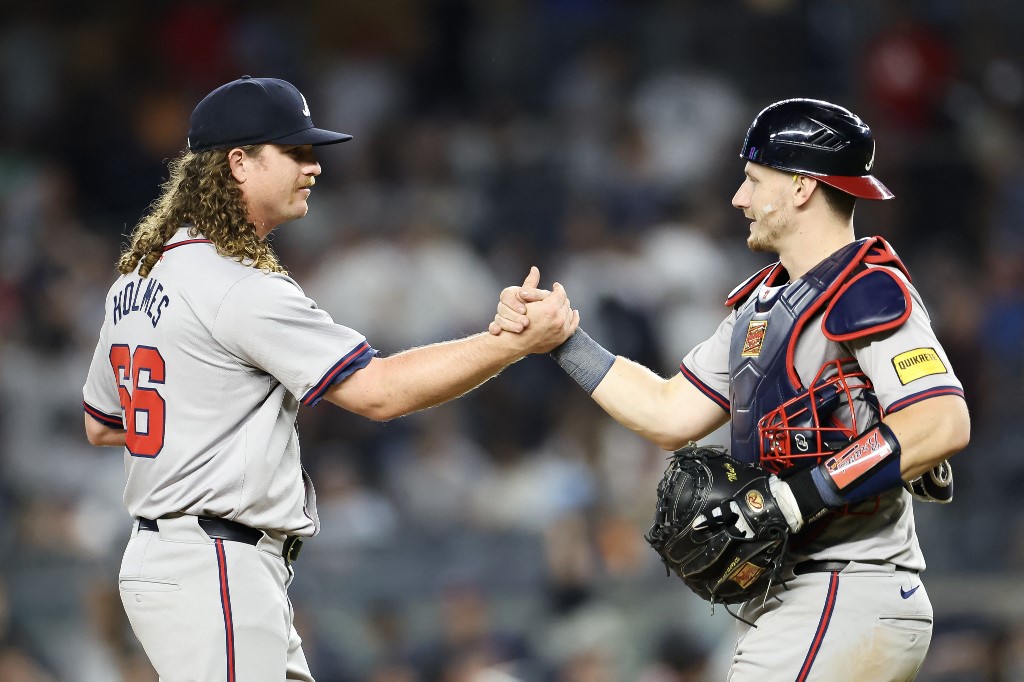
[411,580,537,681]
[635,627,712,682]
[310,450,401,551]
[0,576,57,681]
[383,409,492,532]
[861,6,956,132]
[363,598,420,681]
[916,615,1010,681]
[293,602,356,682]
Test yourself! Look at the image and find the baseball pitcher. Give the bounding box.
[83,76,577,681]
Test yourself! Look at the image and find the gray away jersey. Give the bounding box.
[681,262,964,570]
[83,228,376,536]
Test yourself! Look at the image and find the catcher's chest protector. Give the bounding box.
[726,237,907,465]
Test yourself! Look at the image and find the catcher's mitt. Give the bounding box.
[645,445,791,605]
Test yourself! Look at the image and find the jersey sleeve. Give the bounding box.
[213,272,378,406]
[848,280,964,415]
[679,312,734,412]
[82,316,125,428]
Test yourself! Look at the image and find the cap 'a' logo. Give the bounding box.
[300,93,310,117]
[742,320,768,357]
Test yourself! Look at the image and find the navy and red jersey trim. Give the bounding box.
[162,239,212,252]
[679,363,730,411]
[797,570,840,681]
[83,401,124,429]
[301,342,376,406]
[885,386,965,415]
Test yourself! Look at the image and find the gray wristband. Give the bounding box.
[549,329,615,394]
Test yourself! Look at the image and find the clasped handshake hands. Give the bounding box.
[489,266,577,353]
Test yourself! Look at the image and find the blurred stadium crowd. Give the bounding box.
[1,0,1023,680]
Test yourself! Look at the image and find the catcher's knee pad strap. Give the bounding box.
[550,329,615,394]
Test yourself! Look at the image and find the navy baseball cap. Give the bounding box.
[187,76,352,152]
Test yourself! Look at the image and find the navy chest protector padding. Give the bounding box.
[821,268,911,342]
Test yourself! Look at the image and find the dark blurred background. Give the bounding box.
[0,0,1022,680]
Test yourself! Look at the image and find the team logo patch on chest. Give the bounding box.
[891,347,947,385]
[742,320,769,357]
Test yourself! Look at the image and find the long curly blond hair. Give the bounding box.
[118,146,285,277]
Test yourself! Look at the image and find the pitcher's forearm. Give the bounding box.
[326,332,524,420]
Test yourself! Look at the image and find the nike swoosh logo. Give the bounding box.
[900,585,920,599]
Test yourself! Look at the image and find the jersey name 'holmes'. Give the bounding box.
[112,276,171,328]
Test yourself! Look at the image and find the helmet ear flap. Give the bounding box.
[757,359,873,473]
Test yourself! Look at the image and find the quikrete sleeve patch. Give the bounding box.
[891,347,947,385]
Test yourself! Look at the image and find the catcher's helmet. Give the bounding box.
[739,98,893,200]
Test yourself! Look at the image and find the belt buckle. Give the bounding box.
[284,536,303,564]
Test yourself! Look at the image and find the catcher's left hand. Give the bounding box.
[645,445,791,605]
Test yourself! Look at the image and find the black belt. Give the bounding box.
[794,560,850,575]
[137,516,303,564]
[793,560,918,576]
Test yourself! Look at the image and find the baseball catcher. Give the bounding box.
[494,97,969,678]
[646,445,791,606]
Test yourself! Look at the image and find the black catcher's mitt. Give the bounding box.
[645,445,791,605]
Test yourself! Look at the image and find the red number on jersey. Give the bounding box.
[109,344,167,457]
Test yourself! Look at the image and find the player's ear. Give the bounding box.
[227,148,248,183]
[792,174,817,208]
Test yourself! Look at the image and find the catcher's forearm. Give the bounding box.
[549,329,615,394]
[782,397,970,524]
[882,395,970,481]
[549,330,673,444]
[780,422,905,528]
[551,330,727,450]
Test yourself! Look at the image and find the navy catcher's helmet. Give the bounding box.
[739,98,893,200]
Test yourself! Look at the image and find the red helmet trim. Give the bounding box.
[809,173,894,201]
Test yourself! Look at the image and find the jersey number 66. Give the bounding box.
[109,344,166,457]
